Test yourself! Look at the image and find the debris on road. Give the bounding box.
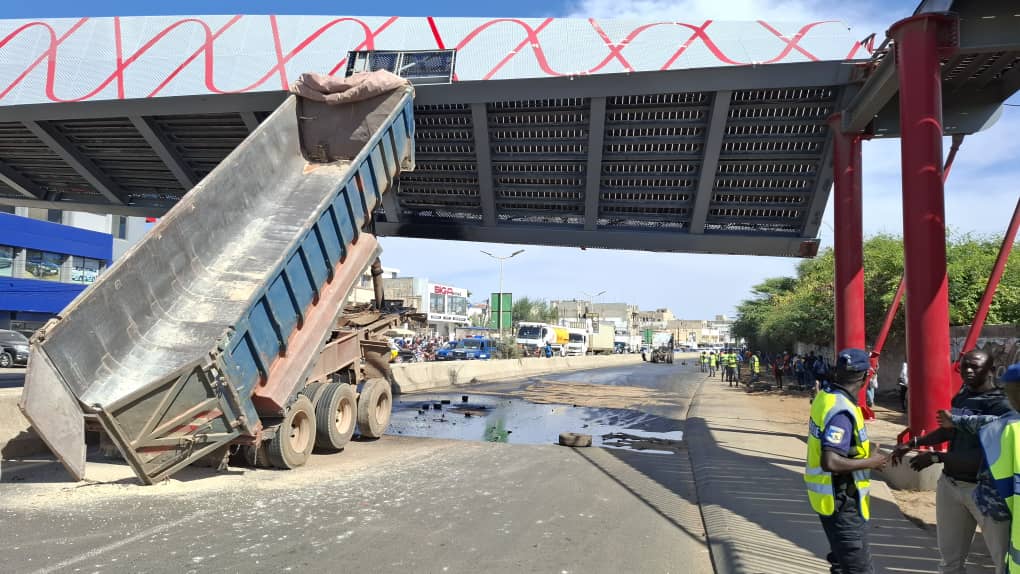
[559,432,593,447]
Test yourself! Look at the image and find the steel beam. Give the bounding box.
[471,103,497,227]
[0,195,170,217]
[0,91,286,123]
[841,53,898,134]
[891,13,955,440]
[583,97,606,231]
[129,115,197,190]
[239,112,261,133]
[414,62,852,106]
[0,158,47,200]
[375,222,819,258]
[23,120,126,205]
[687,90,731,234]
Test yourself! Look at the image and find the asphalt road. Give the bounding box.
[1,359,711,574]
[0,366,25,388]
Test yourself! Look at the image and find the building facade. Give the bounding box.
[381,276,470,337]
[0,213,112,334]
[0,208,148,335]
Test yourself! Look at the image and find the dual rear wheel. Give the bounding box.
[263,378,392,469]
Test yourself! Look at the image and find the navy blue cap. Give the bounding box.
[836,348,870,373]
[1002,363,1020,384]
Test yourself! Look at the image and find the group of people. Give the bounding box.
[809,348,1020,574]
[390,335,453,362]
[699,348,839,392]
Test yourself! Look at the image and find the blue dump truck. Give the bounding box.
[19,76,416,484]
[448,337,494,360]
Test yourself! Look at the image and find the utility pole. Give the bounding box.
[480,249,525,341]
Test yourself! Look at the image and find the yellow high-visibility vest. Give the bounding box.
[751,355,760,374]
[805,389,872,520]
[981,415,1020,573]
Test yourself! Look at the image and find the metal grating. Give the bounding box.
[48,118,183,201]
[0,122,100,198]
[152,113,249,179]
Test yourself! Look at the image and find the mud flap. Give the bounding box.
[19,349,86,480]
[95,362,245,484]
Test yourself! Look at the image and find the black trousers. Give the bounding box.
[819,490,874,574]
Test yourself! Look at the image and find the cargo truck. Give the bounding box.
[650,332,675,364]
[19,74,416,484]
[516,322,568,356]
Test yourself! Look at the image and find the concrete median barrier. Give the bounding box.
[390,353,644,394]
[0,388,45,459]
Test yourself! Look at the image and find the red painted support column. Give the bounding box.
[829,113,871,417]
[890,14,956,440]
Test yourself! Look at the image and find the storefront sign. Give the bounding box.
[428,313,468,323]
[429,283,467,297]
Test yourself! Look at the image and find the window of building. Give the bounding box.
[429,293,446,314]
[26,207,48,221]
[24,249,63,281]
[114,215,128,239]
[71,256,102,285]
[448,296,468,317]
[47,209,62,223]
[0,245,12,277]
[0,205,14,214]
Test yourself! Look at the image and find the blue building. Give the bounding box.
[0,212,112,335]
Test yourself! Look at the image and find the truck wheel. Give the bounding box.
[314,383,357,451]
[357,378,392,439]
[266,395,316,469]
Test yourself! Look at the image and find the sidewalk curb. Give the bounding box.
[683,374,734,574]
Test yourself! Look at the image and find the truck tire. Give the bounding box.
[357,378,392,439]
[314,382,357,451]
[559,432,592,447]
[266,395,316,469]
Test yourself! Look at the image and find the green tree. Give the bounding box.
[731,233,1020,352]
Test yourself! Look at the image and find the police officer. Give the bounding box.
[708,351,717,377]
[978,362,1020,574]
[750,351,762,384]
[805,348,889,574]
[700,351,708,373]
[726,350,738,386]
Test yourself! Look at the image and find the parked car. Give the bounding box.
[0,329,30,368]
[26,260,60,278]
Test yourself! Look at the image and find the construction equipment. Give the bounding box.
[19,80,416,484]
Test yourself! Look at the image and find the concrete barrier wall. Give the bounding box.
[390,353,644,394]
[0,388,44,458]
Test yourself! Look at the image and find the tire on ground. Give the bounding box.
[266,395,316,469]
[357,378,392,439]
[314,382,357,451]
[559,432,592,447]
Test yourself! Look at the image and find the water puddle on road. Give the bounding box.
[388,392,683,453]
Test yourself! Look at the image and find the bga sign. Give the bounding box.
[430,283,468,298]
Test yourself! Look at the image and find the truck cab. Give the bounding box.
[450,337,493,360]
[565,329,588,356]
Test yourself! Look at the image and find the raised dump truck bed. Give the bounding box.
[20,82,415,484]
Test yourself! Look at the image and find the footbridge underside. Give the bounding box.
[0,63,852,257]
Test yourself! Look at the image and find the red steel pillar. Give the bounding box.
[829,113,871,417]
[890,14,956,439]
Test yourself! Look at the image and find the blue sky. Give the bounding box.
[3,0,1016,318]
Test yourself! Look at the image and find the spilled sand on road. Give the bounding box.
[509,380,682,410]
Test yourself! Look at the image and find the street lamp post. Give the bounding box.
[580,290,606,321]
[480,249,525,341]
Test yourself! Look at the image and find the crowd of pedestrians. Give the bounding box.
[698,348,837,396]
[390,335,453,362]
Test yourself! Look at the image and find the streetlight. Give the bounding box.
[580,290,606,319]
[480,249,525,340]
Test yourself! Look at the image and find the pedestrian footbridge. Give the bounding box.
[0,6,1014,256]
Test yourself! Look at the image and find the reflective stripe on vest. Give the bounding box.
[804,389,872,520]
[979,415,1020,573]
